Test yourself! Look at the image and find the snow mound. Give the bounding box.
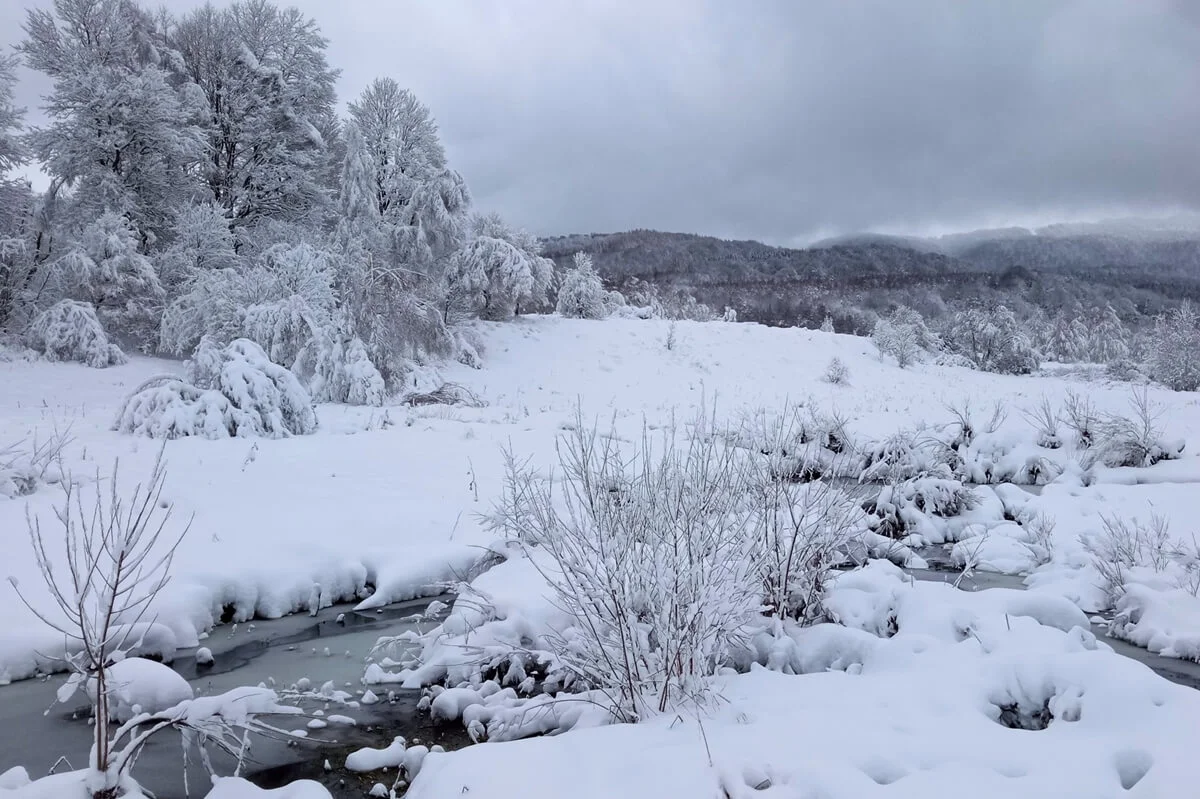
[24,300,126,368]
[113,338,317,439]
[87,657,194,723]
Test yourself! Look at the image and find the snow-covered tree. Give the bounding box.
[819,315,835,333]
[556,252,607,319]
[347,78,470,276]
[872,307,936,368]
[116,337,317,438]
[1086,304,1130,364]
[295,326,386,406]
[153,203,240,295]
[943,304,1039,375]
[20,0,206,245]
[1043,311,1088,362]
[338,121,379,227]
[24,299,127,367]
[46,212,165,346]
[169,0,339,232]
[0,54,24,179]
[159,239,333,358]
[445,214,554,321]
[1,57,32,330]
[1147,302,1200,391]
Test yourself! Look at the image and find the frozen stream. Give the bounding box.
[0,595,467,798]
[2,559,1198,798]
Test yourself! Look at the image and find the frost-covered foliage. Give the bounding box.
[871,307,936,367]
[864,477,978,541]
[942,304,1039,374]
[160,240,334,360]
[45,213,165,347]
[446,214,555,321]
[347,78,470,273]
[169,1,339,230]
[485,418,767,720]
[20,0,206,243]
[295,327,386,406]
[822,356,849,385]
[153,203,239,293]
[115,338,316,438]
[1147,302,1200,391]
[0,55,23,176]
[0,430,68,500]
[24,300,127,368]
[555,252,607,319]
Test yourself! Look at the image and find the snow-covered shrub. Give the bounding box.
[242,294,318,368]
[748,466,867,622]
[0,430,68,499]
[160,241,335,359]
[555,252,608,319]
[1147,302,1200,391]
[819,315,835,333]
[153,202,239,294]
[489,415,764,720]
[872,307,936,367]
[25,300,127,367]
[942,304,1038,374]
[1082,514,1175,602]
[445,214,555,321]
[44,213,165,348]
[1061,390,1100,449]
[859,429,952,483]
[822,356,849,385]
[296,328,386,406]
[864,477,978,541]
[114,338,317,439]
[722,306,737,322]
[1094,386,1183,468]
[1021,396,1062,449]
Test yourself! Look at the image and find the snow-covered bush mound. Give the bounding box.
[76,657,195,723]
[23,300,127,368]
[294,329,385,406]
[114,338,317,439]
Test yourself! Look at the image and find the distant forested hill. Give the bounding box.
[541,225,1200,334]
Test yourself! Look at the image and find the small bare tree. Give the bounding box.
[9,451,189,799]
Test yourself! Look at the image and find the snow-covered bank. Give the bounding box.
[3,316,1200,685]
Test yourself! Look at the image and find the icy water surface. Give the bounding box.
[0,596,465,798]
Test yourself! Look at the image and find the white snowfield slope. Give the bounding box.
[1,316,1199,683]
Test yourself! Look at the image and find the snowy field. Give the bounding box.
[4,315,1200,796]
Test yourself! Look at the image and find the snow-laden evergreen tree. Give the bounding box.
[1148,302,1200,391]
[169,0,339,233]
[445,213,555,321]
[556,252,607,319]
[46,212,165,347]
[943,304,1039,374]
[20,0,206,245]
[1086,304,1130,364]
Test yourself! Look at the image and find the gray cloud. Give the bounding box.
[4,0,1199,244]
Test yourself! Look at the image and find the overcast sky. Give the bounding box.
[3,0,1200,245]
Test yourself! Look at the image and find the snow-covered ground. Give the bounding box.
[4,316,1200,795]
